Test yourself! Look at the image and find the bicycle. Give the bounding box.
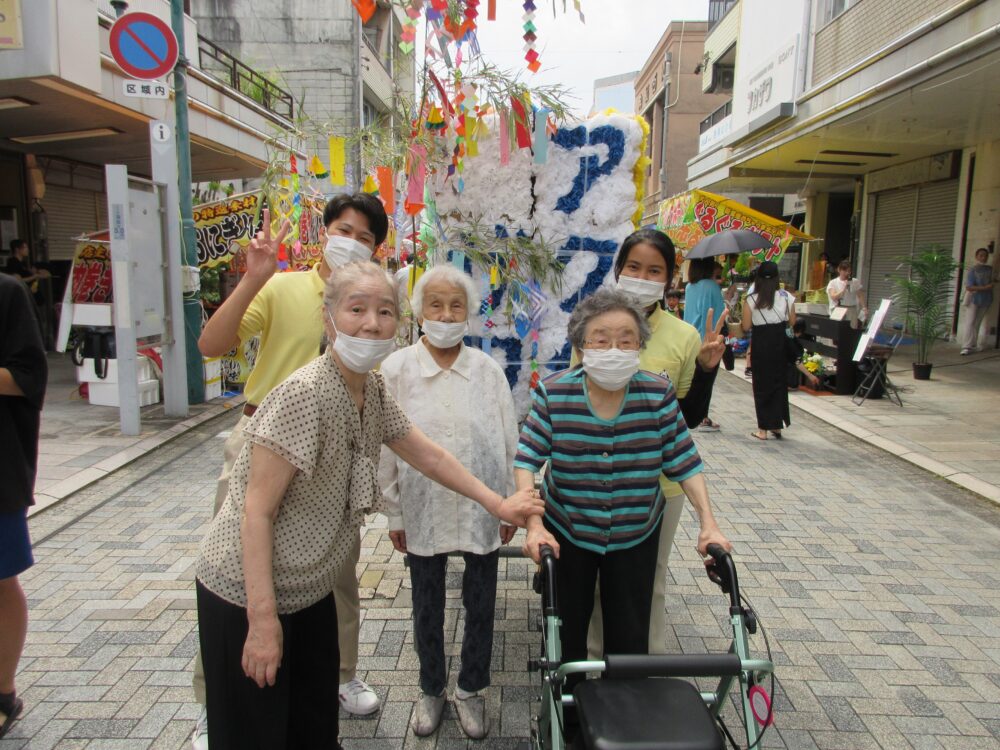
[525,543,776,750]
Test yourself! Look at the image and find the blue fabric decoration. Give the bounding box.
[554,124,626,214]
[557,236,618,313]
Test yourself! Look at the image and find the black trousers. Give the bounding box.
[196,581,342,750]
[549,518,660,664]
[409,549,499,696]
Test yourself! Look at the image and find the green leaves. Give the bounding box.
[892,245,958,364]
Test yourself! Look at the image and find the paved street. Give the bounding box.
[5,374,1000,749]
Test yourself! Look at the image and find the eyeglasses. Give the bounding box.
[583,337,641,351]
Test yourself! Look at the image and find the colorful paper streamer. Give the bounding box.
[328,136,346,187]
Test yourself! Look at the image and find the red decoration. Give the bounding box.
[351,0,376,23]
[510,96,532,149]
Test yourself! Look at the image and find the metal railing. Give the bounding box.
[700,99,732,133]
[708,0,738,31]
[197,36,293,120]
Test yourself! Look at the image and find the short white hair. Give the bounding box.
[410,265,480,321]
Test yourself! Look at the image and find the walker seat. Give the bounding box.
[574,677,724,750]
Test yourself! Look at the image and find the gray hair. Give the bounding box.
[567,289,651,350]
[322,260,399,320]
[410,265,480,320]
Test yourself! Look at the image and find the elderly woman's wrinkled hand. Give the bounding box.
[498,488,545,528]
[523,524,560,563]
[242,613,283,688]
[388,529,407,554]
[696,522,733,558]
[499,524,516,545]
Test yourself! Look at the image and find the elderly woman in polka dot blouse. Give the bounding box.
[194,259,544,750]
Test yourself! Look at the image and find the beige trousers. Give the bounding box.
[192,416,363,704]
[587,494,685,657]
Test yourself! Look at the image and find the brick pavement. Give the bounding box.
[4,375,1000,749]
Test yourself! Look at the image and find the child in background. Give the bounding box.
[665,290,682,316]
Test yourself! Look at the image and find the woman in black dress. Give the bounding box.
[741,261,796,440]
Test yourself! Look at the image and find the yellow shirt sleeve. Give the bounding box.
[238,282,270,343]
[674,329,700,400]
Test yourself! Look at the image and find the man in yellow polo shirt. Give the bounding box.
[190,193,388,749]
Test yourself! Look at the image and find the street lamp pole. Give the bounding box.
[169,0,205,403]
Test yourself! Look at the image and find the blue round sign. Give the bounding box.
[109,12,179,81]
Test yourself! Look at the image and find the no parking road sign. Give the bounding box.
[110,12,179,81]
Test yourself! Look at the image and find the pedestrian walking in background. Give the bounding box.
[194,261,543,750]
[379,266,518,740]
[0,274,47,740]
[961,247,995,355]
[191,194,389,748]
[742,261,796,440]
[684,256,727,430]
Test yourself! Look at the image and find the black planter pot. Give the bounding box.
[912,362,932,380]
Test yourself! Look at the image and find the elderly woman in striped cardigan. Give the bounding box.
[513,289,731,735]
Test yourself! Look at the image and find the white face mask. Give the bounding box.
[422,319,468,349]
[581,348,640,391]
[328,313,395,373]
[616,275,666,308]
[324,234,372,268]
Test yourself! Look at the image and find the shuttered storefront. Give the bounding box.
[865,179,958,325]
[43,183,108,261]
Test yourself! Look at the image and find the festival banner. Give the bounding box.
[658,189,814,262]
[69,239,113,303]
[193,191,327,270]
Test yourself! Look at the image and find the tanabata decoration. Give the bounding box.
[429,109,648,414]
[351,0,376,23]
[376,166,395,214]
[308,155,329,180]
[522,1,541,72]
[328,136,346,187]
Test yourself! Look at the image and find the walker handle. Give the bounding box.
[705,544,741,612]
[539,544,558,616]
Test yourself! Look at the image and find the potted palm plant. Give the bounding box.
[892,245,959,380]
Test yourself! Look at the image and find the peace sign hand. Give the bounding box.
[696,308,727,371]
[246,208,292,283]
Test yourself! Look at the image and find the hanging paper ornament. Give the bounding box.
[399,0,422,54]
[362,174,379,195]
[351,0,376,23]
[522,1,541,73]
[426,106,446,131]
[533,106,551,164]
[510,95,532,149]
[488,0,497,20]
[308,155,329,179]
[404,144,427,216]
[375,166,395,214]
[328,136,346,186]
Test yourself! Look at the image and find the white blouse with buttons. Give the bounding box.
[378,341,518,556]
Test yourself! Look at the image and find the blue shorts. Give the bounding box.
[0,508,33,579]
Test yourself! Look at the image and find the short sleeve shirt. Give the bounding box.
[514,367,703,554]
[196,352,411,613]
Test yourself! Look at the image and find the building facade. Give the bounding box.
[0,0,297,266]
[634,21,730,224]
[687,0,1000,345]
[190,0,415,180]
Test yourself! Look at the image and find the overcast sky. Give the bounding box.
[443,0,712,116]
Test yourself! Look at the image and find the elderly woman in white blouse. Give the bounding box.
[379,266,518,740]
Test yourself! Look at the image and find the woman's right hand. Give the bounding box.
[498,487,545,528]
[242,612,283,688]
[523,524,560,563]
[388,529,407,554]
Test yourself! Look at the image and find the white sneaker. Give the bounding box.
[190,707,208,750]
[339,677,381,715]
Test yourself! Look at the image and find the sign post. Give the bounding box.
[109,12,179,81]
[150,119,189,417]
